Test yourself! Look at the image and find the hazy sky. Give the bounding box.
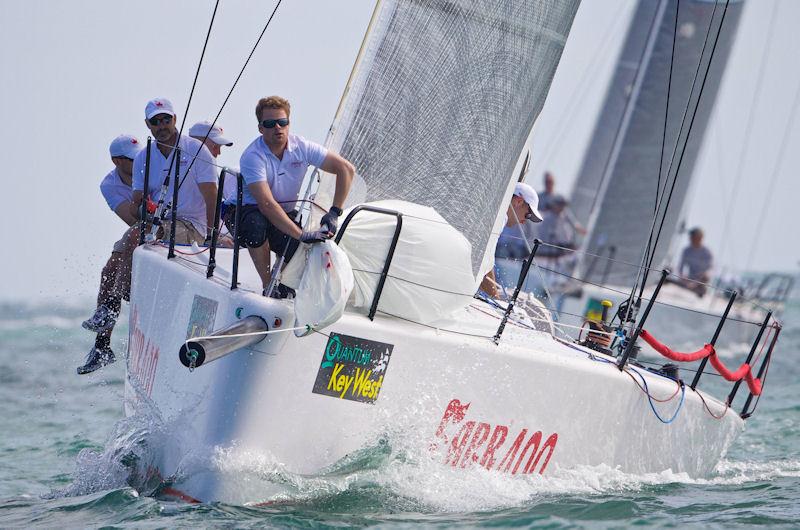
[1,0,797,302]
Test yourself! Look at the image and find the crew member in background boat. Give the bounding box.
[533,194,580,310]
[79,98,219,374]
[537,172,587,235]
[538,171,556,212]
[77,134,143,374]
[676,227,713,297]
[480,182,543,298]
[224,95,355,296]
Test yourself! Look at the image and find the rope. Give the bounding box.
[717,1,780,269]
[152,0,221,223]
[177,0,284,193]
[634,1,728,305]
[639,328,762,395]
[184,324,310,346]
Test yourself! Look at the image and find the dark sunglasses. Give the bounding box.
[261,118,289,129]
[148,115,173,126]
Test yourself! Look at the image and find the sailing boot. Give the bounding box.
[77,346,116,375]
[82,304,118,333]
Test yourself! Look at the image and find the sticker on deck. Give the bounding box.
[186,295,218,340]
[312,332,394,404]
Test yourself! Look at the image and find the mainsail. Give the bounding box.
[315,0,581,278]
[569,0,743,286]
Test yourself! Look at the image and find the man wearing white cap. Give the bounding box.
[130,98,218,243]
[189,120,237,206]
[479,182,543,298]
[77,134,144,374]
[79,99,218,374]
[189,120,233,157]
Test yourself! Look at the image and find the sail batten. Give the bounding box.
[316,0,581,278]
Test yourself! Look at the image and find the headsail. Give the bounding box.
[315,0,581,279]
[569,0,743,286]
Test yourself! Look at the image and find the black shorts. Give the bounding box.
[223,204,301,260]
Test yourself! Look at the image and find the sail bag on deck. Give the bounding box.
[337,200,476,325]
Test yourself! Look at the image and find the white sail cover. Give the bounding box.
[569,0,743,286]
[315,0,581,280]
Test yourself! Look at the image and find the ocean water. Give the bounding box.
[1,294,799,528]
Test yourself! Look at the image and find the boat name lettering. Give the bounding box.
[313,333,394,404]
[128,305,160,398]
[432,398,558,475]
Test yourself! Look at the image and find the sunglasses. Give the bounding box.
[148,115,173,126]
[261,118,289,129]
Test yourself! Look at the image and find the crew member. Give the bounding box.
[480,182,543,297]
[77,134,143,374]
[79,98,218,374]
[225,96,355,295]
[677,227,713,296]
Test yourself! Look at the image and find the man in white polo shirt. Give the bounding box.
[79,98,219,374]
[131,98,218,243]
[225,95,355,293]
[78,134,143,374]
[189,120,236,203]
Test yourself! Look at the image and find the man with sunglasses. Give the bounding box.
[78,98,218,374]
[77,134,143,374]
[227,96,354,293]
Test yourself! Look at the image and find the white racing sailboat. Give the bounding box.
[123,0,782,505]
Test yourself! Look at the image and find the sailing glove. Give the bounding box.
[299,229,331,244]
[320,206,343,235]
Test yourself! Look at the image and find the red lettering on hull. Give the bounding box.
[433,398,558,475]
[128,305,160,397]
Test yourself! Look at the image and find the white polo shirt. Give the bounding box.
[132,134,217,233]
[100,168,133,213]
[239,134,327,211]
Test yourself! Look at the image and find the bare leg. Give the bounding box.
[247,243,272,289]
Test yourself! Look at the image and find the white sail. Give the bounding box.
[315,0,581,280]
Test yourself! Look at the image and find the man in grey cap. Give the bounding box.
[78,134,143,374]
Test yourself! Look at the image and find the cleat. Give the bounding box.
[82,305,118,333]
[77,346,116,375]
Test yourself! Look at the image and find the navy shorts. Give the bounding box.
[224,204,301,260]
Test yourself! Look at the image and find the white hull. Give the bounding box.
[126,246,743,504]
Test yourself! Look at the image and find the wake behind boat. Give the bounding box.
[117,0,784,505]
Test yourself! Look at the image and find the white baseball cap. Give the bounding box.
[189,120,233,146]
[514,182,543,222]
[145,98,176,120]
[109,134,143,159]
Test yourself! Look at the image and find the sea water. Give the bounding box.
[1,294,798,528]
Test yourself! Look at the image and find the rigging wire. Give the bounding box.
[151,0,220,220]
[744,66,800,269]
[176,0,284,193]
[627,0,730,320]
[634,0,681,305]
[715,0,780,269]
[535,0,630,170]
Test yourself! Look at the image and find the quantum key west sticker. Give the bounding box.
[312,332,394,404]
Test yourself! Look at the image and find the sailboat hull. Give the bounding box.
[126,246,742,504]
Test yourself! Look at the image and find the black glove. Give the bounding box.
[299,230,331,244]
[320,206,343,235]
